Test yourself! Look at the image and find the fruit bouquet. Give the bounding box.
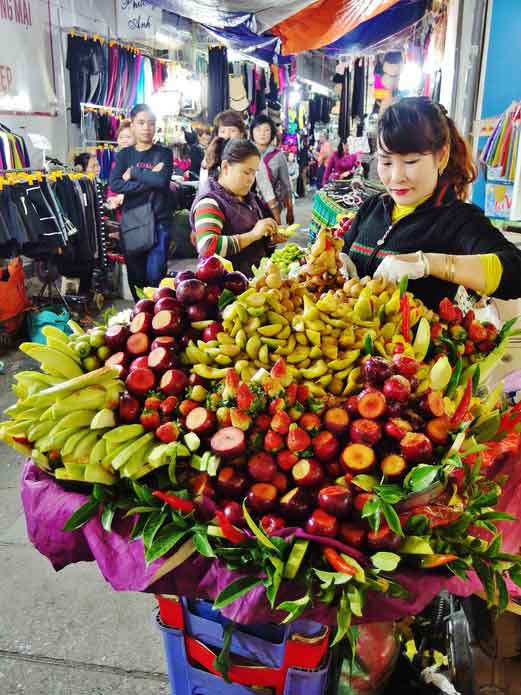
[3,236,521,647]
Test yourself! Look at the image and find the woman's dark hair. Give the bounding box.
[337,140,347,157]
[130,103,155,120]
[250,114,277,143]
[378,97,477,199]
[205,137,260,177]
[212,110,247,138]
[74,152,95,172]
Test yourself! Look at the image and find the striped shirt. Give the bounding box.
[193,197,241,258]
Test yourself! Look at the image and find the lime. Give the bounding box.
[97,346,111,361]
[430,355,452,391]
[83,355,101,371]
[89,331,106,348]
[74,340,91,358]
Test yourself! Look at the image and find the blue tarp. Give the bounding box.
[323,0,428,53]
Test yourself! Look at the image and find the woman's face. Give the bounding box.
[198,132,211,147]
[377,145,447,206]
[86,156,101,177]
[252,123,273,147]
[218,125,243,140]
[118,127,135,149]
[220,155,259,197]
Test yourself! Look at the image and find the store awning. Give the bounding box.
[323,0,429,53]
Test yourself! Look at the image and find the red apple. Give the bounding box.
[210,427,246,458]
[357,388,387,419]
[272,471,288,494]
[186,303,208,322]
[148,347,176,372]
[392,354,419,378]
[103,324,129,351]
[154,287,177,301]
[154,296,183,315]
[202,322,223,342]
[223,501,245,527]
[119,391,141,423]
[176,278,206,305]
[159,369,188,396]
[151,336,176,351]
[292,458,324,487]
[345,396,360,418]
[318,485,352,518]
[224,271,248,295]
[279,487,311,522]
[247,483,277,514]
[205,284,222,305]
[185,406,216,436]
[217,467,248,499]
[260,514,285,535]
[400,432,433,462]
[383,375,411,403]
[175,270,196,284]
[129,355,150,371]
[105,351,127,369]
[362,356,394,385]
[125,368,156,397]
[323,407,350,436]
[134,298,155,314]
[350,419,382,446]
[126,332,150,356]
[306,509,338,537]
[247,452,276,482]
[196,255,225,283]
[179,328,198,348]
[312,431,339,462]
[384,417,413,441]
[152,310,184,336]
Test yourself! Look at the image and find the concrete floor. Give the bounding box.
[0,193,314,694]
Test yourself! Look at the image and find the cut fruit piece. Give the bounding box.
[283,539,309,579]
[292,458,324,487]
[305,509,338,538]
[152,310,183,336]
[126,332,150,357]
[217,467,248,499]
[91,408,116,429]
[185,407,216,436]
[159,369,189,396]
[384,418,412,441]
[412,317,430,361]
[430,355,452,392]
[340,443,376,473]
[126,368,156,397]
[381,454,407,478]
[247,483,277,514]
[279,487,310,522]
[312,430,340,462]
[350,419,382,446]
[400,432,433,463]
[367,525,401,551]
[148,347,176,372]
[105,352,127,370]
[422,390,445,417]
[323,407,350,436]
[357,389,386,419]
[210,427,246,458]
[425,416,451,445]
[130,311,153,335]
[318,485,352,518]
[339,522,366,548]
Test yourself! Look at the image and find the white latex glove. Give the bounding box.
[339,253,359,279]
[374,251,428,283]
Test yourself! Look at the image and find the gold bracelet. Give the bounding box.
[449,254,456,283]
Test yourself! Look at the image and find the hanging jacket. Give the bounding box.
[344,184,521,309]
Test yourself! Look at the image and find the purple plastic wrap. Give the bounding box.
[20,458,521,624]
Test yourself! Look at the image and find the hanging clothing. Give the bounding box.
[208,47,229,123]
[352,58,365,121]
[338,67,351,141]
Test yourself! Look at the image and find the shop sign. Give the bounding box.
[0,0,56,114]
[116,0,162,40]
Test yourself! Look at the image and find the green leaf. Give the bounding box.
[218,289,236,311]
[193,532,216,558]
[313,568,353,587]
[498,316,519,343]
[347,585,363,617]
[213,576,263,610]
[132,481,158,506]
[101,505,115,533]
[480,511,516,522]
[242,502,279,553]
[213,623,234,682]
[475,558,495,607]
[135,286,146,299]
[361,497,382,533]
[375,484,406,504]
[63,500,99,532]
[143,510,168,550]
[486,534,502,559]
[265,556,284,608]
[145,525,189,564]
[130,513,148,541]
[339,554,366,583]
[371,552,401,572]
[331,590,352,646]
[382,502,403,536]
[509,566,521,588]
[351,474,377,492]
[92,483,111,503]
[404,514,430,535]
[124,506,159,517]
[398,275,408,297]
[404,464,440,493]
[496,572,509,613]
[277,593,311,623]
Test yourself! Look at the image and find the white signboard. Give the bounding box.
[0,0,56,114]
[116,0,162,41]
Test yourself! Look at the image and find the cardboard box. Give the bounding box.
[485,181,514,219]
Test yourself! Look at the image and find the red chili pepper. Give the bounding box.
[323,547,356,576]
[400,293,410,342]
[152,491,195,514]
[399,505,461,529]
[215,511,247,544]
[451,378,472,427]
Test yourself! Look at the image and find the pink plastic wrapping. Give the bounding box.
[20,456,521,624]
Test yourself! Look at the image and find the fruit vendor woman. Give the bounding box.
[344,97,521,309]
[190,138,286,277]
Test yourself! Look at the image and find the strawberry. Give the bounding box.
[393,343,405,354]
[484,322,498,342]
[264,429,285,453]
[179,399,199,417]
[140,408,161,431]
[430,322,443,339]
[463,310,475,331]
[144,392,162,410]
[285,383,298,407]
[269,397,286,415]
[155,421,179,443]
[288,404,305,421]
[254,414,271,432]
[477,339,496,353]
[263,377,284,398]
[160,396,178,415]
[249,430,264,451]
[296,384,309,404]
[276,449,298,471]
[222,368,240,401]
[216,406,232,427]
[464,340,475,355]
[237,382,254,411]
[299,412,322,435]
[271,410,291,435]
[438,297,458,323]
[468,321,488,343]
[270,358,291,387]
[451,307,463,324]
[287,424,311,453]
[230,407,252,431]
[48,449,60,462]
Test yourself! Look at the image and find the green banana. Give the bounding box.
[52,386,107,416]
[62,428,91,457]
[89,437,107,467]
[103,424,144,444]
[41,325,69,343]
[110,432,155,470]
[19,342,84,380]
[83,464,116,485]
[73,431,100,459]
[45,337,82,364]
[27,420,55,442]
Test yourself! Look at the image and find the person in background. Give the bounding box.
[190,138,285,276]
[316,132,333,189]
[322,140,360,186]
[189,127,212,179]
[200,111,248,185]
[344,96,521,309]
[105,120,136,213]
[250,114,294,226]
[109,103,173,300]
[74,152,100,177]
[287,151,299,198]
[297,136,311,197]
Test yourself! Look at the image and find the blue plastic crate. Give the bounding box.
[157,615,331,695]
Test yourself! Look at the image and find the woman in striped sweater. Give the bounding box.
[190,138,285,276]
